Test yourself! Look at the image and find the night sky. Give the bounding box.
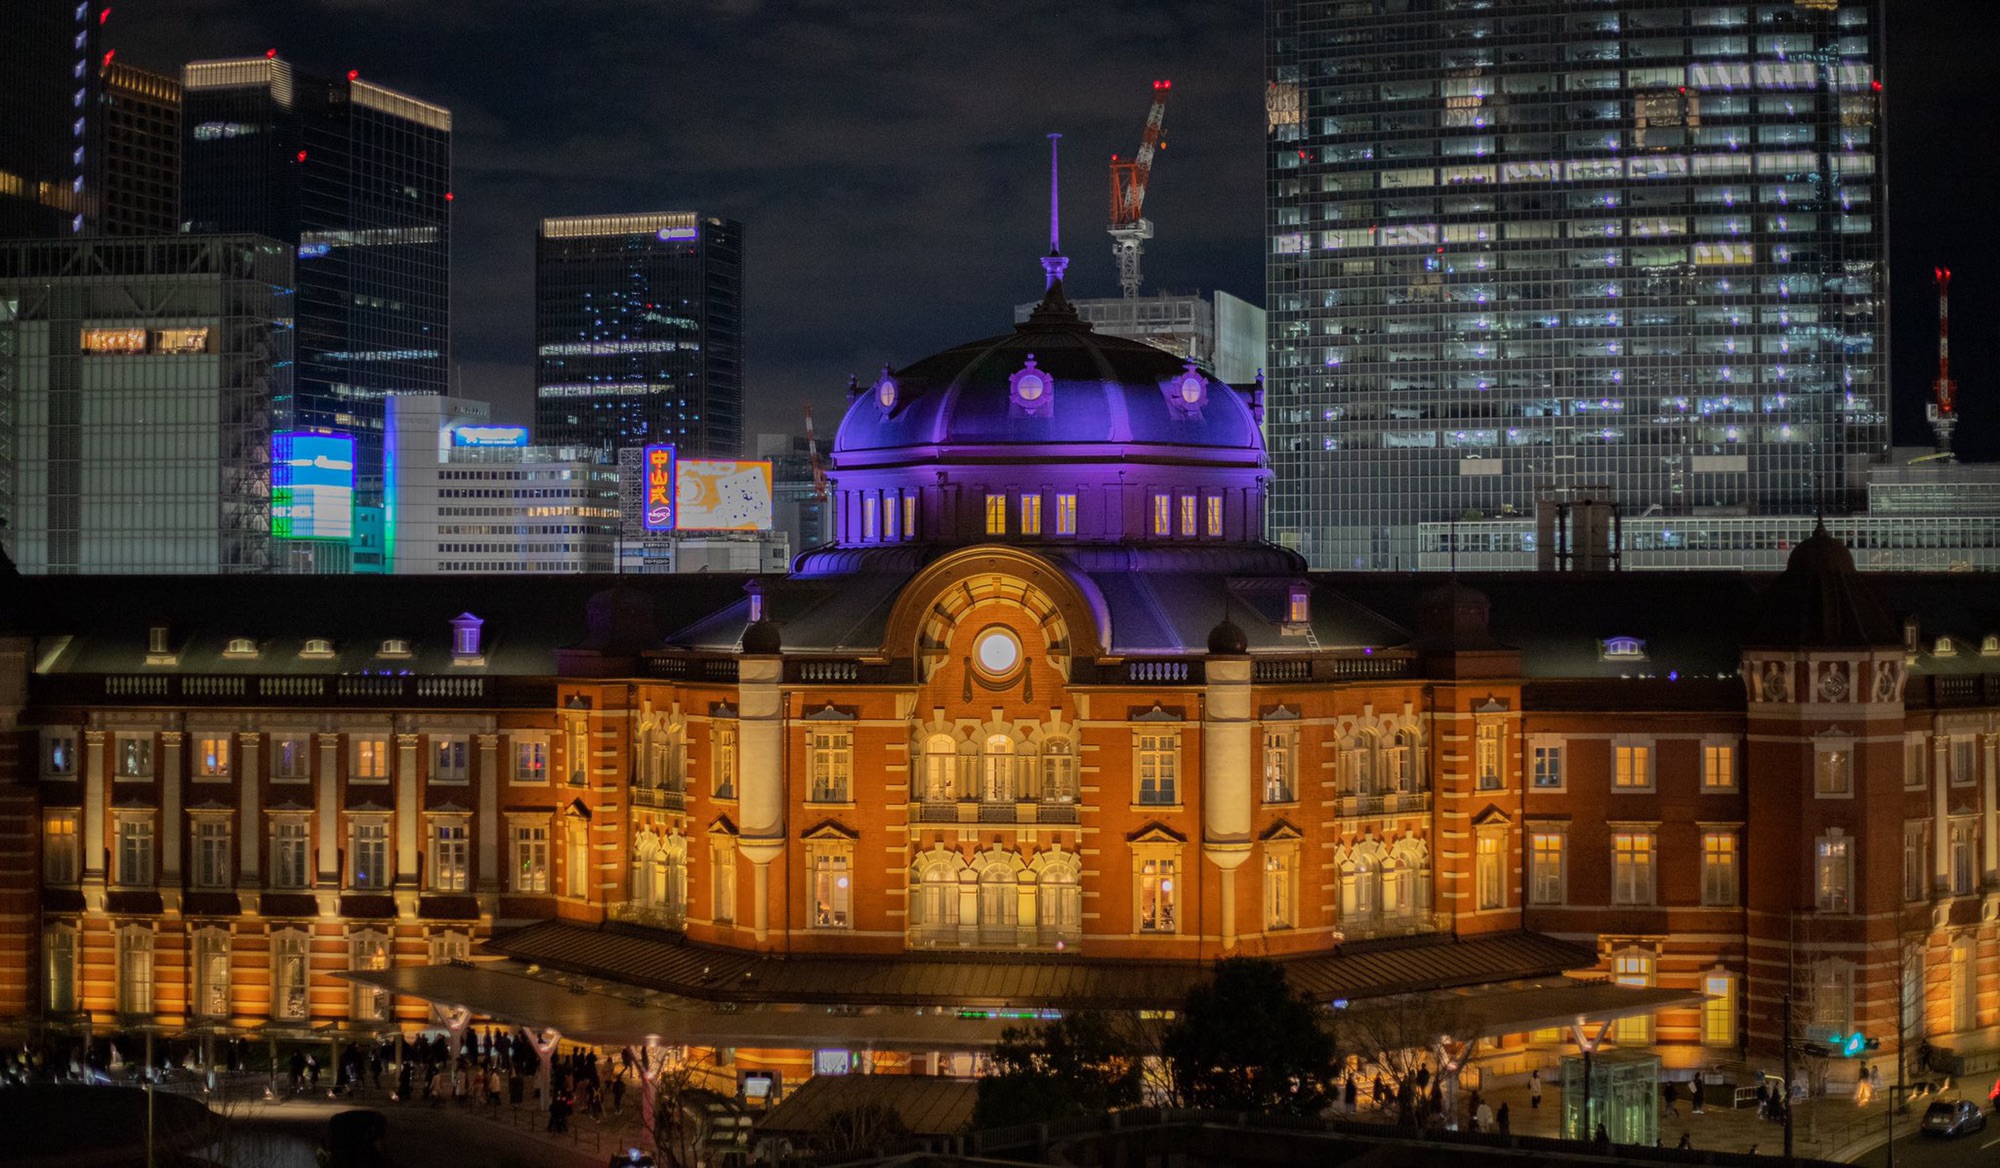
[108,0,2000,464]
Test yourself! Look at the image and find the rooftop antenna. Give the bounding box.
[1042,133,1068,291]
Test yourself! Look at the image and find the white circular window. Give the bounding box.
[973,627,1023,677]
[1017,374,1045,402]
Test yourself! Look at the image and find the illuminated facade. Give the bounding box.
[9,267,2000,1086]
[96,62,181,238]
[0,234,294,574]
[181,56,452,488]
[534,213,744,458]
[1266,0,1890,569]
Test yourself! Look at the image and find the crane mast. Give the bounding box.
[1930,268,1958,458]
[1108,80,1170,299]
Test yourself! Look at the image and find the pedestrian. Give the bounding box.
[1496,1101,1510,1135]
[1593,1123,1610,1150]
[1474,1099,1494,1133]
[1664,1079,1679,1118]
[1374,1072,1388,1110]
[1691,1072,1704,1115]
[1755,1080,1769,1118]
[306,1053,320,1090]
[1416,1062,1432,1092]
[1529,1069,1543,1110]
[1677,1131,1692,1151]
[1343,1073,1358,1116]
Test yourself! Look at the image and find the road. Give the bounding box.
[192,1091,608,1168]
[1852,1118,2000,1168]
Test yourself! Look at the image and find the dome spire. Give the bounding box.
[1041,131,1069,291]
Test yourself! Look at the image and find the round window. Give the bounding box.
[1017,374,1045,402]
[973,627,1023,677]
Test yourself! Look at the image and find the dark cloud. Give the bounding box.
[108,1,2000,461]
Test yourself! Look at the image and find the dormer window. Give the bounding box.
[1008,354,1054,418]
[378,638,411,659]
[873,372,897,412]
[1983,635,1999,657]
[301,638,335,659]
[1162,361,1209,419]
[1934,636,1955,658]
[148,626,170,655]
[1287,586,1310,626]
[223,637,259,659]
[1601,636,1648,660]
[450,614,485,665]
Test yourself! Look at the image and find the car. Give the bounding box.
[1920,1098,1986,1138]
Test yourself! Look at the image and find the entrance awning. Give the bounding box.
[1337,980,1705,1042]
[333,962,1022,1051]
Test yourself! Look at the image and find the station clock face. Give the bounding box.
[1818,667,1848,702]
[876,379,896,408]
[1016,374,1045,402]
[1179,373,1204,404]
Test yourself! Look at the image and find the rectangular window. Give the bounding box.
[430,823,469,892]
[1055,493,1077,536]
[902,493,917,540]
[1205,495,1223,537]
[1950,821,1977,896]
[352,737,389,782]
[862,494,878,540]
[1701,830,1739,906]
[884,491,900,540]
[349,935,389,1022]
[1530,740,1565,789]
[431,737,469,783]
[44,734,76,778]
[1702,741,1737,791]
[45,927,76,1013]
[1904,821,1928,902]
[351,822,390,890]
[1139,857,1177,932]
[1950,737,1978,787]
[1703,974,1737,1047]
[711,845,736,922]
[193,819,232,889]
[1476,832,1504,910]
[1151,493,1171,537]
[1475,723,1504,790]
[1262,729,1295,803]
[1905,735,1928,790]
[812,853,851,928]
[713,723,739,798]
[984,493,1007,535]
[1264,849,1295,930]
[1815,741,1853,796]
[1020,493,1042,535]
[513,826,549,893]
[1612,742,1652,790]
[1611,830,1656,905]
[116,734,154,779]
[194,933,230,1018]
[272,820,310,890]
[195,735,231,779]
[1178,493,1197,537]
[44,812,78,884]
[1137,733,1178,805]
[565,824,589,898]
[1529,829,1565,904]
[273,737,309,782]
[271,934,309,1021]
[514,738,548,784]
[1816,834,1853,911]
[116,817,154,885]
[119,930,154,1015]
[1612,950,1655,1043]
[808,729,852,803]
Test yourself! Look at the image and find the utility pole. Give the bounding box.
[1782,990,1795,1168]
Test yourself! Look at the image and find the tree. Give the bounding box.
[973,1010,1144,1129]
[1334,991,1474,1127]
[815,1102,910,1155]
[1161,957,1338,1115]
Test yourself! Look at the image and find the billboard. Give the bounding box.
[642,443,677,531]
[451,424,530,447]
[272,431,356,540]
[676,459,773,532]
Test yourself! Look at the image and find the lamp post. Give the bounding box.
[1782,991,1794,1168]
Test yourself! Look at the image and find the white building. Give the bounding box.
[1012,289,1267,385]
[385,395,620,574]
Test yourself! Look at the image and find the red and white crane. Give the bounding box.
[1931,267,1959,458]
[802,402,828,503]
[1108,80,1171,299]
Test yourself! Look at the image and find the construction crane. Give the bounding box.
[1930,268,1959,459]
[802,402,828,502]
[1108,80,1171,299]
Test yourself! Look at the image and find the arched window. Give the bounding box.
[1036,861,1081,946]
[634,832,664,908]
[348,930,390,1022]
[117,925,154,1016]
[1342,732,1376,795]
[1387,838,1430,920]
[923,735,957,802]
[978,864,1018,943]
[913,857,962,939]
[1382,729,1418,793]
[194,928,231,1018]
[632,831,687,925]
[662,832,688,921]
[272,930,309,1021]
[1041,739,1076,802]
[1340,849,1380,920]
[982,736,1016,803]
[636,722,658,787]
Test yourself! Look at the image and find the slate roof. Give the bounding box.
[482,921,1595,1011]
[759,1075,978,1139]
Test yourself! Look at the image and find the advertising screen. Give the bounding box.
[272,431,356,540]
[641,443,677,532]
[451,425,530,447]
[675,459,773,531]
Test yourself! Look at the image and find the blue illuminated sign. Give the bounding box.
[450,425,530,447]
[272,431,356,541]
[657,227,698,241]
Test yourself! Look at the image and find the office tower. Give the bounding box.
[535,213,744,457]
[96,62,180,236]
[0,234,293,573]
[1013,290,1269,385]
[1266,0,1889,569]
[0,1,99,239]
[181,56,451,488]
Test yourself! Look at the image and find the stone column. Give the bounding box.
[83,729,108,886]
[1934,728,1950,890]
[159,731,185,888]
[238,734,262,891]
[316,733,342,913]
[395,733,421,884]
[477,734,502,898]
[1202,653,1254,950]
[737,652,786,944]
[1985,732,1999,880]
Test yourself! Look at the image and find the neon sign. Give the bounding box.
[642,444,677,532]
[450,425,530,447]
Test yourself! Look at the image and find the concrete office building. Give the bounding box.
[1013,289,1268,386]
[0,0,100,239]
[0,234,293,574]
[1265,0,1889,569]
[96,62,181,238]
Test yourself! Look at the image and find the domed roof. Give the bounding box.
[834,281,1262,457]
[1747,522,1899,648]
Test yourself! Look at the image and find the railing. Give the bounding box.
[1128,660,1192,683]
[65,673,543,707]
[795,660,858,682]
[906,924,1082,950]
[1333,789,1432,819]
[1254,658,1311,682]
[1336,910,1452,942]
[629,785,686,811]
[607,901,685,931]
[910,799,1082,826]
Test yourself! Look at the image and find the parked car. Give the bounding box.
[1921,1098,1986,1138]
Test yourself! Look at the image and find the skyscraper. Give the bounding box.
[1265,0,1889,570]
[181,56,451,489]
[96,61,180,237]
[535,213,744,457]
[0,0,99,239]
